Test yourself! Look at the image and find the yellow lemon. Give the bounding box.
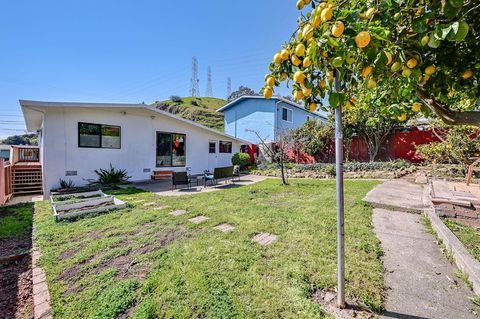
[302,87,312,96]
[296,0,305,10]
[423,74,430,82]
[266,76,275,87]
[425,65,435,75]
[273,53,282,64]
[391,61,402,72]
[385,52,393,65]
[321,8,333,22]
[406,58,417,68]
[365,8,375,19]
[312,15,322,28]
[345,100,352,110]
[367,79,377,89]
[320,79,326,89]
[418,74,423,82]
[293,70,306,84]
[412,102,421,112]
[420,35,429,46]
[345,55,354,65]
[303,56,312,68]
[327,70,334,82]
[295,43,306,57]
[355,31,371,48]
[304,0,311,3]
[361,66,373,77]
[294,90,305,101]
[264,87,273,99]
[463,70,473,79]
[280,49,290,61]
[322,51,328,58]
[302,24,314,40]
[331,21,345,37]
[291,55,302,66]
[398,113,407,122]
[402,67,412,77]
[309,102,317,112]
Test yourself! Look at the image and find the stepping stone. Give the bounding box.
[252,233,277,246]
[143,202,156,206]
[214,223,235,233]
[132,199,145,203]
[188,216,210,224]
[153,205,170,210]
[170,210,188,216]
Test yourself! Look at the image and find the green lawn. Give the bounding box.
[34,179,384,318]
[0,203,33,238]
[443,218,480,262]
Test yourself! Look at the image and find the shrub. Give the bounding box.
[59,179,75,189]
[231,153,251,169]
[94,164,131,185]
[170,95,183,103]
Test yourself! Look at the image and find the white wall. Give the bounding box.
[42,107,241,196]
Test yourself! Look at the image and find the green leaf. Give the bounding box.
[443,2,462,18]
[412,17,427,33]
[454,21,469,41]
[446,22,459,41]
[448,0,464,8]
[435,24,451,40]
[329,92,339,108]
[428,32,441,48]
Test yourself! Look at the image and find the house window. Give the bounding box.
[156,132,186,167]
[219,141,232,153]
[282,107,292,122]
[209,142,216,153]
[78,122,121,149]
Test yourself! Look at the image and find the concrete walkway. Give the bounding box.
[368,181,478,319]
[131,174,267,196]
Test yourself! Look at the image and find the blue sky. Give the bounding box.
[0,0,299,139]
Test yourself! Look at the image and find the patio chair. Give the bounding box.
[172,171,191,190]
[233,165,241,181]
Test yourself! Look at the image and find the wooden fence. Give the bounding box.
[0,158,13,205]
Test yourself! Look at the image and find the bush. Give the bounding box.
[231,153,251,169]
[59,179,75,189]
[94,164,131,185]
[170,95,183,103]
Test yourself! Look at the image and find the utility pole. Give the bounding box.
[190,57,200,97]
[206,66,213,97]
[334,69,346,309]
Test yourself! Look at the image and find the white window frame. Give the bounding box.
[281,107,293,123]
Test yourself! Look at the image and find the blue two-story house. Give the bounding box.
[217,96,326,144]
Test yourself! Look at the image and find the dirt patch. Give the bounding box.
[312,289,376,319]
[0,256,33,319]
[0,234,32,257]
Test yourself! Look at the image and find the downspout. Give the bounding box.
[274,100,281,142]
[234,110,237,138]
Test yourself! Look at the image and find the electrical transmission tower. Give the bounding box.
[205,66,213,97]
[190,57,200,97]
[227,77,232,99]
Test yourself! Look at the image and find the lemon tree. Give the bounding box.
[262,0,480,126]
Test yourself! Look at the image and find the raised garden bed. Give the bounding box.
[52,192,126,221]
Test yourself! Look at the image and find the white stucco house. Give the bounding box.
[20,100,248,197]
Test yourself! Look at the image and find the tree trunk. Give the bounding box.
[417,89,480,127]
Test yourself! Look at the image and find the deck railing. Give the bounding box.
[0,159,13,205]
[10,146,40,164]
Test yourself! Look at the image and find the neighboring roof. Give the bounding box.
[19,100,250,144]
[216,95,327,119]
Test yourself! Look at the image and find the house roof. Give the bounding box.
[19,100,250,144]
[216,95,327,119]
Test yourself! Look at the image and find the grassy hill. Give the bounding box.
[152,97,226,131]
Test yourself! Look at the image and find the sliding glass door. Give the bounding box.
[156,132,186,167]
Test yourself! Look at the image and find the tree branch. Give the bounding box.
[416,89,480,127]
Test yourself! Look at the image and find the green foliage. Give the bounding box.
[231,152,251,168]
[289,120,335,162]
[91,279,139,319]
[0,203,33,238]
[294,160,411,173]
[152,97,226,131]
[94,164,131,185]
[0,133,38,146]
[416,125,480,165]
[443,218,480,262]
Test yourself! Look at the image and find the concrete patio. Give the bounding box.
[129,174,268,196]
